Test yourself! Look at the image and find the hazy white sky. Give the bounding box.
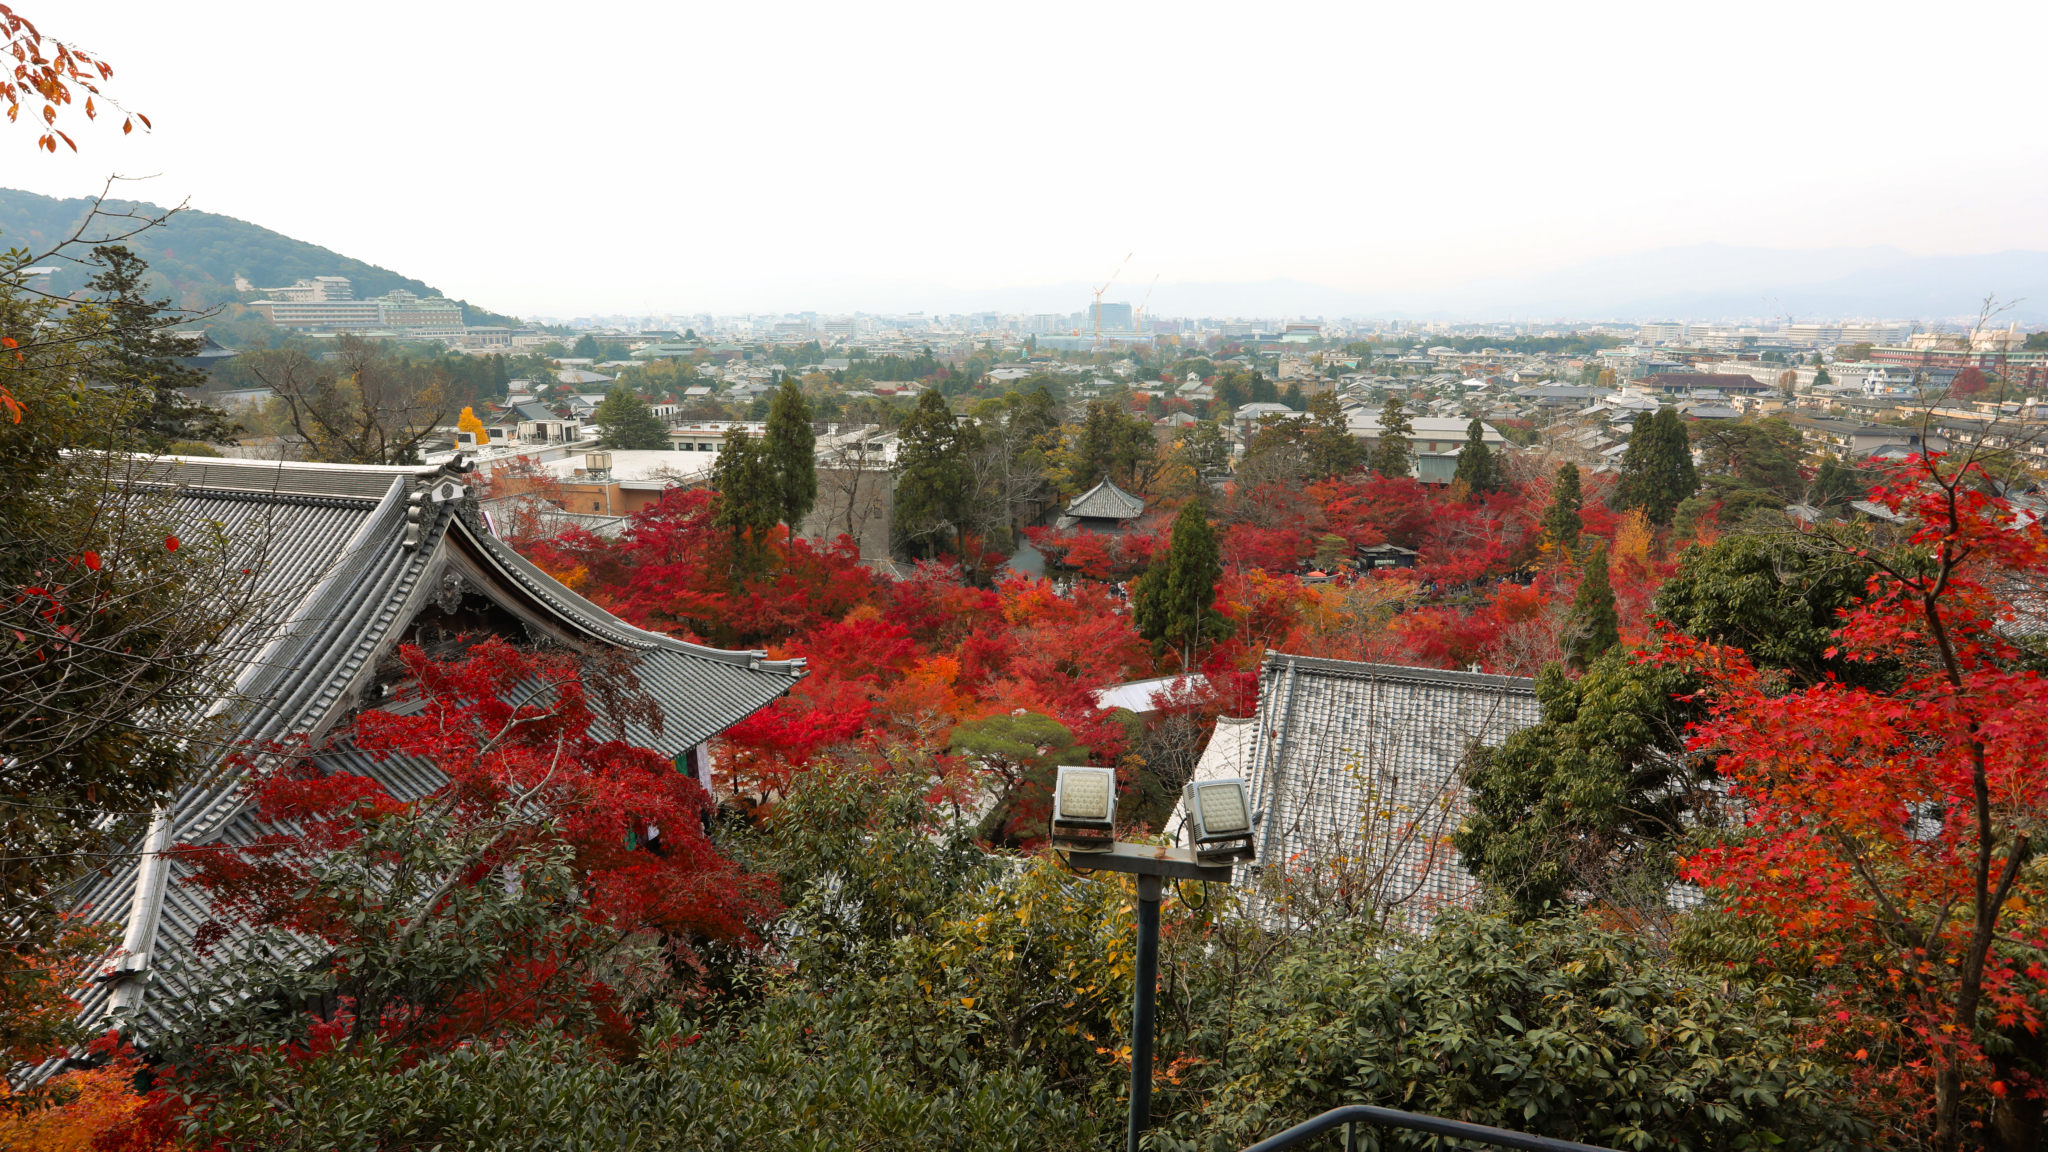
[11,0,2047,316]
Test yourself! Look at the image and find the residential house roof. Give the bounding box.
[1642,372,1774,395]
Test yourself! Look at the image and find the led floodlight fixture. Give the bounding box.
[1052,765,1117,852]
[1180,777,1256,865]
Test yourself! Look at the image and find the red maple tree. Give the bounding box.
[170,638,777,1058]
[1674,454,2048,1149]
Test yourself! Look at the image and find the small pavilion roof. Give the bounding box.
[1063,478,1145,522]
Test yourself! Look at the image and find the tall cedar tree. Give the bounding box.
[711,426,779,559]
[1615,407,1697,526]
[765,379,817,530]
[84,246,238,450]
[1370,394,1414,479]
[1540,462,1583,553]
[1070,399,1154,493]
[893,389,975,554]
[1568,539,1619,669]
[1131,501,1227,665]
[1451,416,1501,495]
[592,385,668,450]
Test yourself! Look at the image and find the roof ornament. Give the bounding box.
[404,476,469,549]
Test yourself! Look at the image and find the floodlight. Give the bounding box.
[1180,777,1256,865]
[1051,765,1117,852]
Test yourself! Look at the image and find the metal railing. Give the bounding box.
[1240,1105,1620,1152]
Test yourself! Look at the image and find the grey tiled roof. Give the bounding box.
[1243,653,1540,927]
[74,456,805,1035]
[1062,478,1145,522]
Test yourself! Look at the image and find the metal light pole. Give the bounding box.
[1065,841,1233,1152]
[1130,872,1161,1152]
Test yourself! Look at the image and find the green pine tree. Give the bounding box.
[1281,380,1304,410]
[1131,501,1227,666]
[1568,539,1620,670]
[1615,407,1697,526]
[84,247,239,450]
[765,378,818,531]
[893,389,974,555]
[571,334,600,360]
[710,427,779,557]
[591,385,668,450]
[1451,417,1500,495]
[1303,391,1365,479]
[1539,462,1583,553]
[1370,394,1414,479]
[1812,454,1864,508]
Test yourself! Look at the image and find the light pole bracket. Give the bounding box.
[1062,841,1236,884]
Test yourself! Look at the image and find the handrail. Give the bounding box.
[1240,1105,1621,1152]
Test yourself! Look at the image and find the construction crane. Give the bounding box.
[1092,253,1132,349]
[1131,273,1159,342]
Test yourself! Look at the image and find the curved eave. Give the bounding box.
[446,512,806,676]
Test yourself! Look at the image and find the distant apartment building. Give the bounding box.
[247,297,383,330]
[1089,301,1134,330]
[1638,321,1686,343]
[249,283,464,336]
[377,290,464,337]
[257,276,355,303]
[1907,324,2028,354]
[1784,321,1915,347]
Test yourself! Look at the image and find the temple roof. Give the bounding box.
[1242,652,1540,927]
[1061,478,1145,522]
[74,455,804,1034]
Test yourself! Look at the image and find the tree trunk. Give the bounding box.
[1990,1023,2048,1151]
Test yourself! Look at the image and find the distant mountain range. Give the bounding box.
[935,245,2048,325]
[0,188,518,328]
[1412,244,2048,325]
[6,185,2036,327]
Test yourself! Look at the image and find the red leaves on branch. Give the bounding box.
[173,638,777,1053]
[1670,454,2048,1139]
[1,4,149,153]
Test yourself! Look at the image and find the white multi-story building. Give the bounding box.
[1785,321,1915,347]
[249,285,464,336]
[256,276,355,303]
[377,289,464,338]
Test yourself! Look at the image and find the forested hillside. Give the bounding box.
[0,188,519,328]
